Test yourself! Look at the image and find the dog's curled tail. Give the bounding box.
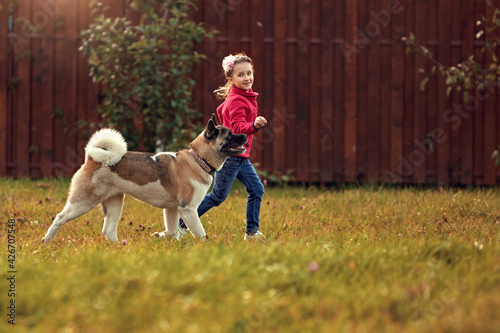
[85,128,127,166]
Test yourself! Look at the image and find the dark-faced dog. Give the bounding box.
[42,115,247,243]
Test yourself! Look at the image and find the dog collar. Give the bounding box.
[189,150,216,175]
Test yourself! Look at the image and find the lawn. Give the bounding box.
[1,178,500,332]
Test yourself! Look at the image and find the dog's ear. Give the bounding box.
[211,113,218,125]
[205,116,219,140]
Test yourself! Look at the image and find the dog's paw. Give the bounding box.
[152,231,176,239]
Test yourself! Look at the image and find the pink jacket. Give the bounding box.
[216,85,260,159]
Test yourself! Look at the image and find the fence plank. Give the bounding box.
[0,1,8,175]
[319,0,334,182]
[260,0,274,171]
[402,0,415,184]
[248,0,265,165]
[66,0,79,172]
[344,0,358,182]
[201,0,218,121]
[227,0,242,53]
[14,0,32,177]
[30,31,43,178]
[273,0,286,175]
[309,0,321,182]
[426,0,438,184]
[76,0,89,133]
[413,0,427,184]
[356,1,368,182]
[367,0,381,182]
[333,0,345,182]
[389,0,404,183]
[483,0,497,184]
[31,0,56,177]
[285,1,298,180]
[52,1,78,176]
[296,0,311,182]
[461,0,474,185]
[483,88,497,185]
[474,1,485,185]
[437,0,451,185]
[379,0,392,183]
[39,11,55,177]
[449,1,462,185]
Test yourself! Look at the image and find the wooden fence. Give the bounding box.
[1,0,500,184]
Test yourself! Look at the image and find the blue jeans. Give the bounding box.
[180,156,264,234]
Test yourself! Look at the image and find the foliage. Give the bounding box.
[2,179,500,332]
[254,162,295,186]
[403,0,500,99]
[492,144,500,167]
[80,0,215,151]
[403,0,500,166]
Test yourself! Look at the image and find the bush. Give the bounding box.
[403,0,500,166]
[80,0,215,151]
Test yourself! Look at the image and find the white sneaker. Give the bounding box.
[244,231,266,241]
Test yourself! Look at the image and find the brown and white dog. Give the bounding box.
[42,115,247,243]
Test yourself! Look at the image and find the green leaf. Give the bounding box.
[462,91,469,102]
[420,77,429,91]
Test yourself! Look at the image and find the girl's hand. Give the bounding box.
[254,116,267,129]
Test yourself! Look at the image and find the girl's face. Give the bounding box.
[229,62,254,91]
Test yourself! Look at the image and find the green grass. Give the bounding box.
[1,178,500,332]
